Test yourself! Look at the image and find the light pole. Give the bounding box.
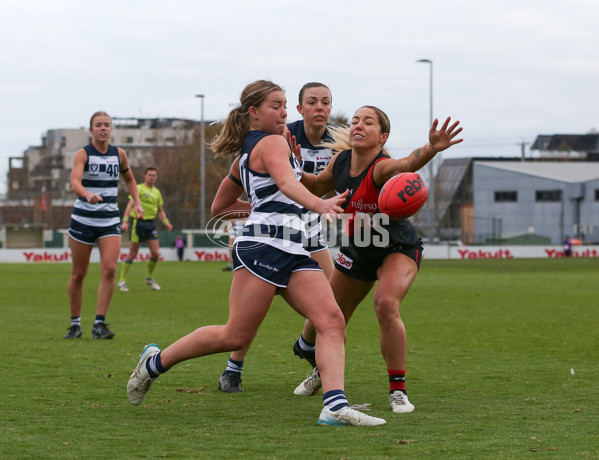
[416,59,436,243]
[195,94,206,229]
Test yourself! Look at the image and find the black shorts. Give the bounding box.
[233,240,321,288]
[130,219,158,243]
[335,242,423,282]
[68,219,121,245]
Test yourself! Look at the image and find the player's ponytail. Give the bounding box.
[212,80,284,158]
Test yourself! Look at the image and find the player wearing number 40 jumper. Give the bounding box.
[65,111,143,340]
[217,82,336,394]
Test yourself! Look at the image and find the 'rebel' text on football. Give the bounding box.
[395,175,426,203]
[378,172,429,220]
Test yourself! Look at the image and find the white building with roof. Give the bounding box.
[473,161,599,244]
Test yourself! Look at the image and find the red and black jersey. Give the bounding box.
[332,149,421,246]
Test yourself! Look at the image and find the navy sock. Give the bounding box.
[299,334,315,351]
[71,316,81,327]
[224,357,244,375]
[94,315,106,325]
[146,351,167,378]
[323,390,349,412]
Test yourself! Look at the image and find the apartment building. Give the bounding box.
[1,117,201,230]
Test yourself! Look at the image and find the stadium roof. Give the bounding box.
[475,161,599,183]
[530,134,599,152]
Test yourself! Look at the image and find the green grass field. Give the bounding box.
[1,258,598,459]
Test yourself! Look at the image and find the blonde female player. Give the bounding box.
[218,82,337,392]
[65,111,143,339]
[127,80,386,426]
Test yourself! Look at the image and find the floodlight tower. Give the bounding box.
[417,59,436,243]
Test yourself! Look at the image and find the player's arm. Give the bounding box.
[71,149,103,204]
[259,136,346,216]
[373,117,463,185]
[118,148,144,219]
[121,199,134,232]
[157,205,173,231]
[211,156,251,218]
[372,146,437,186]
[300,154,336,197]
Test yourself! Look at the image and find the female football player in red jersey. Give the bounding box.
[293,106,462,414]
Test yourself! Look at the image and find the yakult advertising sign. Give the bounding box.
[421,245,599,260]
[0,248,229,263]
[1,246,598,263]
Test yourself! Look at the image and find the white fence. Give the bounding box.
[1,245,598,263]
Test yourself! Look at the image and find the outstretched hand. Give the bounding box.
[284,130,302,162]
[429,117,463,153]
[318,189,349,222]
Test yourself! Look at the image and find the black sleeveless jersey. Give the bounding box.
[332,149,421,247]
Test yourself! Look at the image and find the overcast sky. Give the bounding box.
[2,0,598,194]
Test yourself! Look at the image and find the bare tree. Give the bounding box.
[330,112,349,127]
[119,125,230,229]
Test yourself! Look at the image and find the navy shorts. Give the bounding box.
[335,241,423,282]
[130,219,158,243]
[233,240,321,288]
[303,212,328,253]
[305,232,328,253]
[68,219,121,245]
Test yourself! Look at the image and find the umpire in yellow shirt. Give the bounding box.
[118,167,172,291]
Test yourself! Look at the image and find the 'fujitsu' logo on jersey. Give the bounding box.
[351,199,377,212]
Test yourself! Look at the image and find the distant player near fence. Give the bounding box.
[65,111,143,340]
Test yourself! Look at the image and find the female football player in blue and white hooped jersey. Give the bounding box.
[293,106,463,414]
[287,82,337,368]
[65,111,143,340]
[218,83,336,390]
[126,80,386,426]
[287,82,335,276]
